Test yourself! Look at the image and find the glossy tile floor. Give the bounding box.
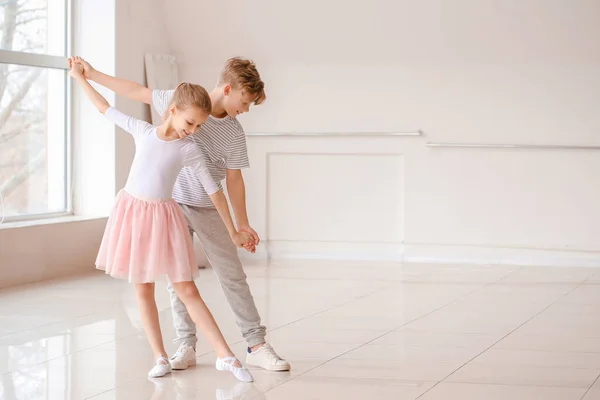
[1,260,600,400]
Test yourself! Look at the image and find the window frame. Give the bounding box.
[0,0,73,223]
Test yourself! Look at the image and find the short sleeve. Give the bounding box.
[225,124,250,170]
[152,90,176,118]
[183,144,220,195]
[104,107,153,138]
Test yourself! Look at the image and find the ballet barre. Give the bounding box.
[426,142,600,150]
[246,131,422,137]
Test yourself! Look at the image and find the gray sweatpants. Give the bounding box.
[166,204,266,348]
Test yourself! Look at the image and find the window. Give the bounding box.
[0,0,70,222]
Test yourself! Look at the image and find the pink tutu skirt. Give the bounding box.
[96,190,198,283]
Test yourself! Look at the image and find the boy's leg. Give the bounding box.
[179,204,267,347]
[167,278,198,349]
[178,203,290,371]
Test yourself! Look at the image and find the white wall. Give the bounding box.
[3,0,599,289]
[163,0,600,266]
[113,0,173,191]
[0,0,173,289]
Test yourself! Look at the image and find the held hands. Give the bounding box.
[238,225,260,246]
[238,225,259,253]
[71,56,95,79]
[231,231,257,254]
[67,56,94,79]
[67,57,83,78]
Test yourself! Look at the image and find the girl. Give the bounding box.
[68,59,254,382]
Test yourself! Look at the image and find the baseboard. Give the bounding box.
[404,243,600,268]
[239,240,404,262]
[238,240,600,267]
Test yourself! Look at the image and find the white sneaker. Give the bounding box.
[246,343,291,371]
[148,356,172,378]
[216,357,254,382]
[169,344,197,370]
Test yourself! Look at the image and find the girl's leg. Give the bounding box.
[134,283,167,359]
[135,282,171,377]
[170,281,233,359]
[171,281,253,382]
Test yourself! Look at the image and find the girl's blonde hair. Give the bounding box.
[171,82,212,115]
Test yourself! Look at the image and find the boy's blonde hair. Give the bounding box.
[218,57,266,105]
[172,82,212,115]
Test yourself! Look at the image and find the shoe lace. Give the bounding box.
[171,345,191,360]
[262,343,283,361]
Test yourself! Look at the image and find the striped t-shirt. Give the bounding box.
[152,90,250,208]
